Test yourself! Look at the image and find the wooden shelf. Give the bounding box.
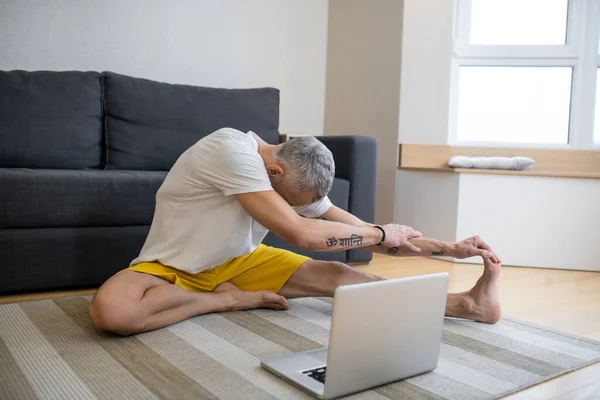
[398,144,600,179]
[400,167,600,179]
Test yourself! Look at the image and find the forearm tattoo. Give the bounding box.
[326,234,364,248]
[432,251,444,256]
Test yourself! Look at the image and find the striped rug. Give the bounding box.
[1,296,599,400]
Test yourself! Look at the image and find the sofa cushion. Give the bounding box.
[103,72,280,171]
[0,169,166,229]
[263,177,350,262]
[0,70,102,169]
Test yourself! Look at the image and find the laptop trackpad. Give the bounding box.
[309,348,328,363]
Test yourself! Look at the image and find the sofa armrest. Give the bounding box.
[316,135,377,263]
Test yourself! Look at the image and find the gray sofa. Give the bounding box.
[0,70,377,295]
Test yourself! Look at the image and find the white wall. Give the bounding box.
[398,0,454,145]
[395,171,460,243]
[0,0,329,135]
[396,171,600,271]
[324,0,404,224]
[323,0,455,224]
[456,174,600,271]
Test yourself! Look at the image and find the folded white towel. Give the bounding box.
[449,156,535,171]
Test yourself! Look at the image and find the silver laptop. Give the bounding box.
[261,273,449,399]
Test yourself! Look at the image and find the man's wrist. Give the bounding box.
[440,242,457,257]
[373,225,385,245]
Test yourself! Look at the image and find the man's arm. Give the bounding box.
[235,191,416,253]
[320,206,501,263]
[236,191,382,252]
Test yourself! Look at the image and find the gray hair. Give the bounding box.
[275,136,335,199]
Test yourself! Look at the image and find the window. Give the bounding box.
[457,67,572,144]
[470,0,568,45]
[451,0,600,148]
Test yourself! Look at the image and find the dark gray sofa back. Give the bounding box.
[103,72,280,171]
[0,70,103,169]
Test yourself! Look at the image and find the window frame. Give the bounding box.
[449,0,600,149]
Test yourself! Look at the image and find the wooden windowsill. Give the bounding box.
[398,144,600,180]
[400,167,600,180]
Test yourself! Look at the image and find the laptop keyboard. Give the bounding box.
[303,366,327,384]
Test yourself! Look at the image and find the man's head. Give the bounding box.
[266,136,335,207]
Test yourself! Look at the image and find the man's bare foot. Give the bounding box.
[214,281,290,312]
[465,258,502,323]
[445,258,501,323]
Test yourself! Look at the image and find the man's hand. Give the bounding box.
[381,224,423,253]
[452,236,501,263]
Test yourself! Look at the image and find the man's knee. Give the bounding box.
[331,261,353,272]
[89,291,144,336]
[318,261,354,285]
[313,260,381,287]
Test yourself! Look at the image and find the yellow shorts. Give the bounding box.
[126,244,311,293]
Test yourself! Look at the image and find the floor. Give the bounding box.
[1,255,599,399]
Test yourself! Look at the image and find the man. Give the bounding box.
[90,128,502,336]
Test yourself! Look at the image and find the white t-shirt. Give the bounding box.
[131,128,333,273]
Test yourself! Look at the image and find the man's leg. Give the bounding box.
[89,270,288,336]
[278,258,501,323]
[277,260,382,298]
